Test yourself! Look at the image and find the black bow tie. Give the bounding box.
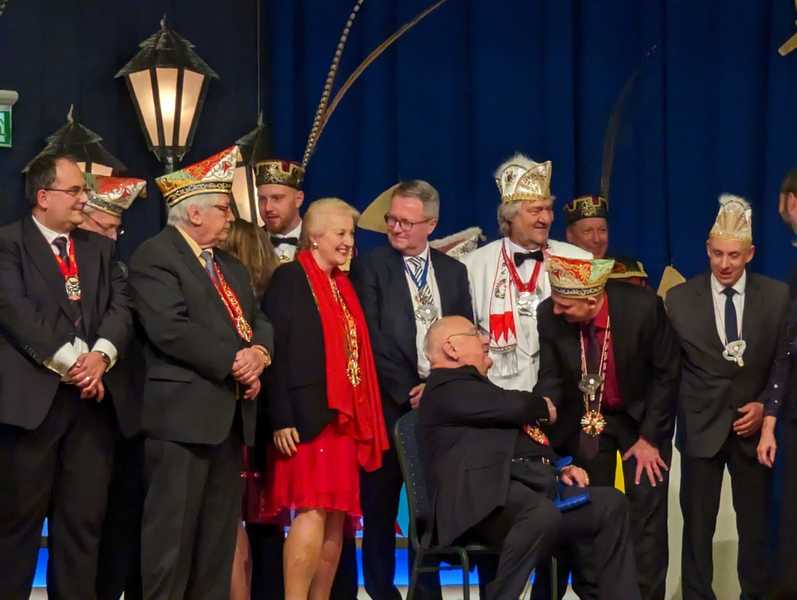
[514,250,544,267]
[271,236,299,247]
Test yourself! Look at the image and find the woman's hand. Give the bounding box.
[757,416,777,468]
[273,427,300,456]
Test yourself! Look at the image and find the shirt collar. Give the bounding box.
[175,225,209,260]
[32,215,70,245]
[284,220,302,239]
[710,271,746,296]
[402,244,430,262]
[504,236,544,256]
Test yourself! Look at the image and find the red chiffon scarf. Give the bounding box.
[297,250,389,471]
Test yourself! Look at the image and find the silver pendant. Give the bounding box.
[723,339,746,367]
[414,303,439,325]
[578,373,603,399]
[516,291,540,318]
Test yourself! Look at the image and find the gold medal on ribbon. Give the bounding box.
[580,409,607,437]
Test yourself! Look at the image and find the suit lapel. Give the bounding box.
[389,249,418,365]
[430,250,453,315]
[22,217,81,324]
[607,287,631,381]
[166,227,237,337]
[72,230,99,335]
[741,271,760,350]
[695,274,725,353]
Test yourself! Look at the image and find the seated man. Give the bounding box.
[418,316,640,600]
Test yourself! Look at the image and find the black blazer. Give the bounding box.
[261,260,335,441]
[127,226,273,446]
[666,272,788,458]
[350,246,473,416]
[0,216,131,430]
[419,365,550,546]
[535,281,680,452]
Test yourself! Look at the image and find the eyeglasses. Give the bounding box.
[85,212,125,238]
[44,186,90,198]
[384,214,432,232]
[446,329,480,343]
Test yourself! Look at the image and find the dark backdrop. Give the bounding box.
[2,0,797,283]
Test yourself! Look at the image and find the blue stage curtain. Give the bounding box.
[1,0,797,280]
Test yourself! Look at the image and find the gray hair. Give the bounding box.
[497,201,521,237]
[392,179,439,220]
[166,193,222,226]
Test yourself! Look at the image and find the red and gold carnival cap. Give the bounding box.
[546,255,615,298]
[155,146,240,207]
[85,174,147,217]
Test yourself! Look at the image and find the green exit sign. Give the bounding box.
[0,107,11,148]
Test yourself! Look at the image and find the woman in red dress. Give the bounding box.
[258,197,388,600]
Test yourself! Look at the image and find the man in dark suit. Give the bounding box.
[667,195,788,600]
[351,180,473,600]
[0,152,132,599]
[128,147,274,600]
[420,315,640,600]
[535,255,679,600]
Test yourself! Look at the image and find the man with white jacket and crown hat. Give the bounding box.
[464,153,591,393]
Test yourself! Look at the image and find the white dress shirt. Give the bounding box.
[32,216,118,378]
[710,271,746,345]
[272,221,302,262]
[403,246,442,378]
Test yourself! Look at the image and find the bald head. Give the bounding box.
[424,316,492,376]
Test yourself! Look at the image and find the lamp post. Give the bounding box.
[232,114,271,226]
[23,105,127,175]
[116,16,218,173]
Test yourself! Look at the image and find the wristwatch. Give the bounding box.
[96,351,111,368]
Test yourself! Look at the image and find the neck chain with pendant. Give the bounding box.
[578,316,611,437]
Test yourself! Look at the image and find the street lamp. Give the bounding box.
[232,114,271,226]
[115,16,218,172]
[23,105,126,175]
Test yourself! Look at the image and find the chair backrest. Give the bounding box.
[394,410,433,550]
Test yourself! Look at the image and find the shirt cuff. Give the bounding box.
[92,338,118,370]
[44,342,79,379]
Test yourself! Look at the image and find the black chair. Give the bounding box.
[394,411,559,600]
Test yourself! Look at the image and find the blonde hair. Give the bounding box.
[221,219,279,299]
[299,197,360,249]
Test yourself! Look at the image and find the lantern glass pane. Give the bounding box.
[128,70,159,146]
[232,165,262,225]
[155,67,179,146]
[178,70,204,147]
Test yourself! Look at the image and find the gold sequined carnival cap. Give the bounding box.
[254,159,305,191]
[709,194,752,243]
[494,153,552,204]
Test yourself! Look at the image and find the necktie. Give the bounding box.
[407,256,434,305]
[200,250,217,284]
[514,250,544,268]
[271,236,299,247]
[52,236,70,267]
[722,287,738,343]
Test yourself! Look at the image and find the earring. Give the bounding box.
[312,241,319,249]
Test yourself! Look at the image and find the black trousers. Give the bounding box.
[537,435,671,600]
[0,385,115,600]
[361,441,441,600]
[680,434,771,600]
[470,475,639,600]
[140,433,241,600]
[775,419,797,598]
[96,435,145,600]
[247,517,359,600]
